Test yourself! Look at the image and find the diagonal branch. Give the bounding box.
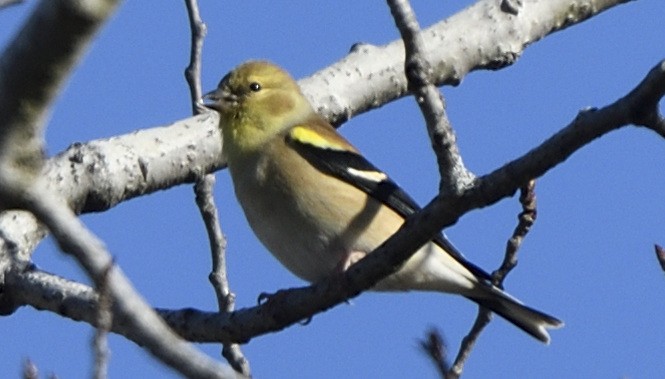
[92,262,113,379]
[0,0,120,314]
[23,182,236,378]
[9,60,664,346]
[159,59,665,344]
[0,0,120,208]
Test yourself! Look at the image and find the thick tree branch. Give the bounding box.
[302,0,632,126]
[0,113,223,313]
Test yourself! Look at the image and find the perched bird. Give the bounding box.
[203,61,563,343]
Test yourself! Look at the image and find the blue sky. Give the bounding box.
[1,1,664,378]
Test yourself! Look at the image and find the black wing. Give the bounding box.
[286,132,492,282]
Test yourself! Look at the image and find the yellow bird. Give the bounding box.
[203,61,562,343]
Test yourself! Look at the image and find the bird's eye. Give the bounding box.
[249,82,261,92]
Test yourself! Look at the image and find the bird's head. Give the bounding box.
[203,61,313,152]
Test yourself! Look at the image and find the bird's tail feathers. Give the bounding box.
[467,286,563,344]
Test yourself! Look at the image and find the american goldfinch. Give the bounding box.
[203,61,562,343]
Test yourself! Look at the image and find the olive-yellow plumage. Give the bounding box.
[203,60,562,343]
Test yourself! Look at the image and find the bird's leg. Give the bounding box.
[331,250,368,305]
[335,250,367,273]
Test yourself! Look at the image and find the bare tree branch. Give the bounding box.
[23,184,236,378]
[655,244,665,273]
[0,113,223,312]
[194,175,251,375]
[0,0,23,10]
[183,0,207,115]
[0,3,236,375]
[0,0,120,322]
[494,180,538,284]
[161,59,665,344]
[22,359,39,379]
[386,0,473,194]
[183,0,251,374]
[419,328,449,378]
[448,181,538,377]
[0,0,120,209]
[446,309,492,379]
[92,262,113,379]
[302,0,633,126]
[385,1,485,374]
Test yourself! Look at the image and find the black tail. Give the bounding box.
[467,285,563,344]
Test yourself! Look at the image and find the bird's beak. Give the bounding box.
[202,87,237,112]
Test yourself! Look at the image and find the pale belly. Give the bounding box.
[228,146,478,293]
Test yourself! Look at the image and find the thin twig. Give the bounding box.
[386,1,483,376]
[193,177,230,308]
[194,176,251,375]
[494,180,537,285]
[183,0,207,115]
[448,181,538,377]
[93,262,114,379]
[632,61,665,135]
[654,244,665,273]
[446,308,492,379]
[387,0,474,194]
[183,0,251,375]
[22,359,38,379]
[419,328,449,378]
